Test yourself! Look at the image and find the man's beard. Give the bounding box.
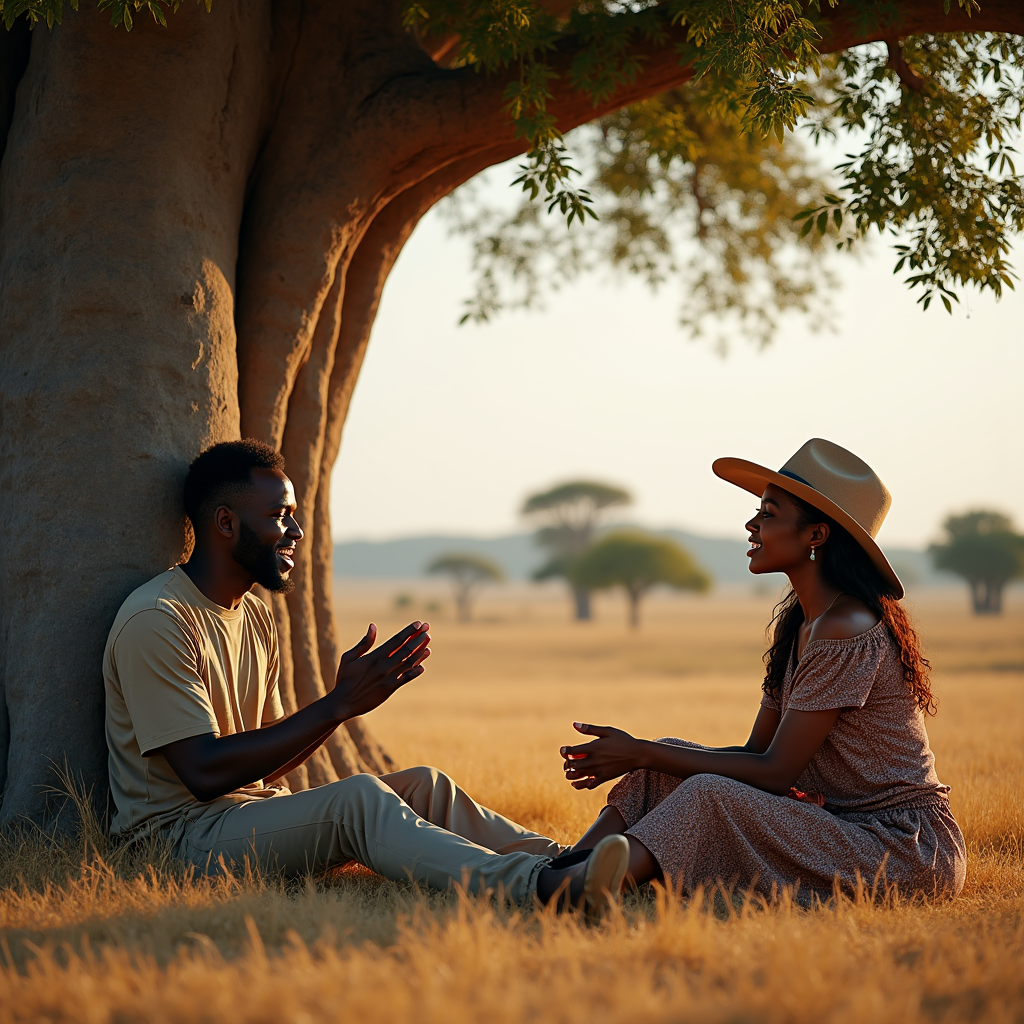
[233,520,295,594]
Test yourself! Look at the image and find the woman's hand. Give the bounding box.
[560,722,644,789]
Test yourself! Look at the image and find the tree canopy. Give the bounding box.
[572,529,710,627]
[410,2,1024,331]
[522,480,632,526]
[446,78,835,349]
[523,479,632,620]
[930,510,1024,614]
[7,2,1020,334]
[427,552,505,621]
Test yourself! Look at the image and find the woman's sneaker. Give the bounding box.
[582,834,630,926]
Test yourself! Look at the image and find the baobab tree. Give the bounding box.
[0,0,1021,823]
[523,480,632,621]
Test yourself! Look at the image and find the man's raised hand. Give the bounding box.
[328,621,430,722]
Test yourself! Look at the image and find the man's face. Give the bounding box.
[230,469,303,593]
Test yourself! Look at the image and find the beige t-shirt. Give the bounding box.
[103,566,286,835]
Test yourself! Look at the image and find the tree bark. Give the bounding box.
[0,0,272,820]
[573,588,593,622]
[0,0,1020,821]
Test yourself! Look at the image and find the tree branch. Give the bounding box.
[400,0,1024,159]
[885,37,926,92]
[238,0,1024,451]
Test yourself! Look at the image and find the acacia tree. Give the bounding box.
[0,0,1021,823]
[523,480,631,620]
[930,511,1024,614]
[427,553,505,622]
[572,530,709,628]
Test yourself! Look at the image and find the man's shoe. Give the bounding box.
[582,834,629,927]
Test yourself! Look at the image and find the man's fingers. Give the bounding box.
[375,621,423,658]
[394,664,426,686]
[340,623,377,664]
[394,645,431,675]
[390,647,431,684]
[377,621,428,658]
[384,630,430,669]
[409,645,431,667]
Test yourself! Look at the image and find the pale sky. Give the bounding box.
[330,165,1023,551]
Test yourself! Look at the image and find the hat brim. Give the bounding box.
[712,457,904,599]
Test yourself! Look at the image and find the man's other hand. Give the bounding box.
[328,621,431,721]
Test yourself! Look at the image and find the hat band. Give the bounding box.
[778,469,814,488]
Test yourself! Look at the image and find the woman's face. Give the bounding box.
[744,484,826,575]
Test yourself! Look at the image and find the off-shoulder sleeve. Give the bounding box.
[760,689,781,712]
[786,631,885,712]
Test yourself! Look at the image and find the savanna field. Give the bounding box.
[0,584,1020,1024]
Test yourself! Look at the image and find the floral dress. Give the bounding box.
[607,621,966,901]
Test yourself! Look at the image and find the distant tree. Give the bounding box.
[572,530,710,629]
[930,512,1024,615]
[522,481,632,621]
[426,553,505,622]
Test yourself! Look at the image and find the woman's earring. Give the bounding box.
[809,547,816,561]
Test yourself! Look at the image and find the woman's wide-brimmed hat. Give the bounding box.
[712,438,904,598]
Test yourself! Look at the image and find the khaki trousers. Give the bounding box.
[172,766,564,902]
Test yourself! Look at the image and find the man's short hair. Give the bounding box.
[183,439,285,526]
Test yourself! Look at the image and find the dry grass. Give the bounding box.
[0,584,1020,1023]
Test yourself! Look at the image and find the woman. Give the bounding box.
[551,439,966,903]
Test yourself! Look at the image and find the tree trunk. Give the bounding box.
[0,2,271,820]
[627,589,642,630]
[0,0,1017,822]
[572,588,593,621]
[971,580,1004,615]
[455,583,472,623]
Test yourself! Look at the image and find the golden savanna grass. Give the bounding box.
[0,585,1020,1023]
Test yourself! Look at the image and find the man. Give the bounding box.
[103,439,628,916]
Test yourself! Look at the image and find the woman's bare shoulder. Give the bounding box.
[809,594,880,642]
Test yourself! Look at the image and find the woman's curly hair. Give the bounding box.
[763,490,935,715]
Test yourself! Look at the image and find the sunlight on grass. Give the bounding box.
[0,588,1020,1023]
